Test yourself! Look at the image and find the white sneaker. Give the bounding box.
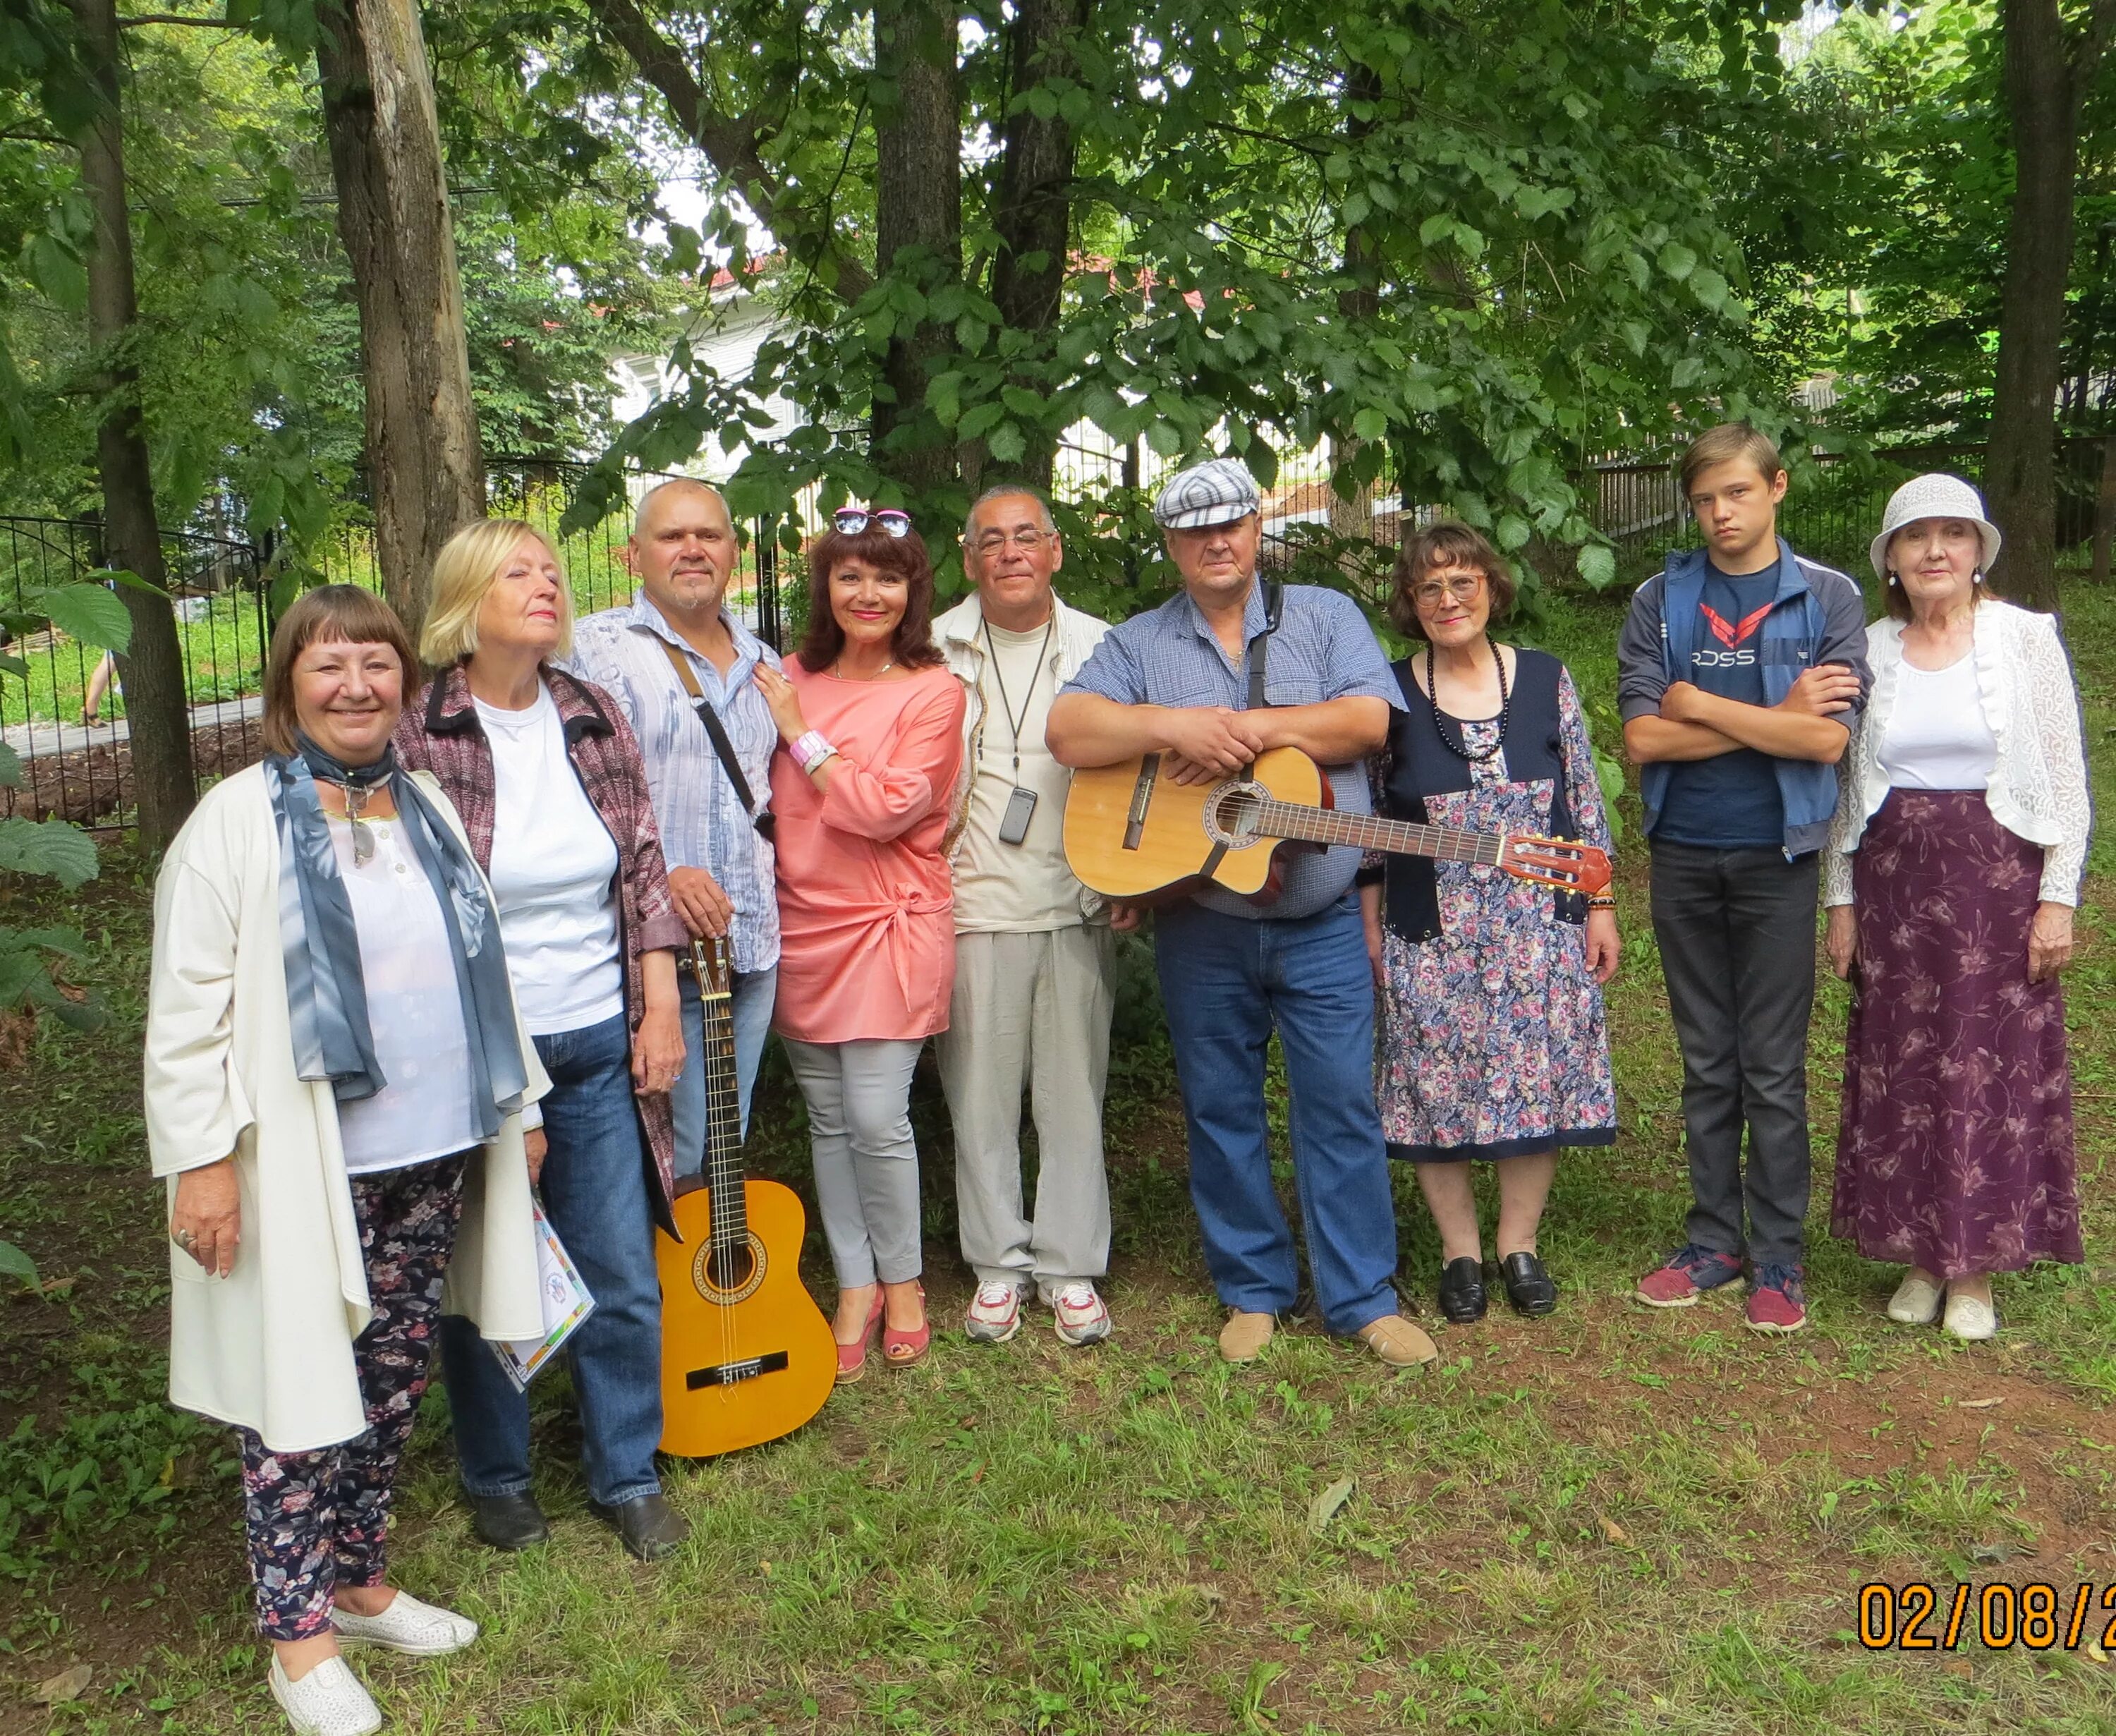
[1886,1272,1945,1325]
[269,1655,382,1736]
[964,1280,1026,1343]
[1942,1289,1998,1342]
[1040,1280,1112,1347]
[329,1589,478,1656]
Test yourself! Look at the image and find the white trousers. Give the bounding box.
[935,925,1116,1288]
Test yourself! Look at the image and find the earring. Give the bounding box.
[1886,571,1899,586]
[1972,569,1982,585]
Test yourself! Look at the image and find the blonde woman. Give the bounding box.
[394,519,691,1560]
[147,586,548,1736]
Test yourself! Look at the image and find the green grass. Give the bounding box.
[2,573,2114,1732]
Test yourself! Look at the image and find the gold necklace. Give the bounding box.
[833,656,895,680]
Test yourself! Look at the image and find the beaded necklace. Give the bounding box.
[1426,637,1509,764]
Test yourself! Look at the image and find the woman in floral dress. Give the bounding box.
[1360,523,1619,1323]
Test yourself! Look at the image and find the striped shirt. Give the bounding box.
[562,594,782,973]
[1060,578,1401,920]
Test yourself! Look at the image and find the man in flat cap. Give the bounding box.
[1047,457,1435,1370]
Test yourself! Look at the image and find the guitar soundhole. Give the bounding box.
[1203,781,1267,850]
[691,1232,767,1305]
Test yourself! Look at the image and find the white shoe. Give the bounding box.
[269,1655,382,1736]
[1886,1273,1945,1325]
[329,1589,478,1656]
[1039,1280,1112,1347]
[964,1280,1026,1343]
[1942,1289,1998,1342]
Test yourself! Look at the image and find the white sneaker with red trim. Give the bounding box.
[1040,1280,1112,1347]
[964,1280,1026,1343]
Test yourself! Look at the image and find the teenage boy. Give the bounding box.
[1617,425,1871,1334]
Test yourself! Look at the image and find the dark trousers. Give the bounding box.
[238,1153,468,1639]
[1648,842,1818,1268]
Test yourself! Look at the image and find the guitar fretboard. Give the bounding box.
[700,981,748,1254]
[1254,799,1507,867]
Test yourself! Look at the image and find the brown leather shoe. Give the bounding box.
[1358,1313,1438,1369]
[1218,1310,1276,1363]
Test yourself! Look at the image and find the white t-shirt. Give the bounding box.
[1879,652,1998,793]
[953,618,1086,933]
[475,685,625,1036]
[328,815,484,1174]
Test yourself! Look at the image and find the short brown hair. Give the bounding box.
[1388,522,1517,639]
[260,585,418,756]
[1678,423,1784,499]
[794,525,944,674]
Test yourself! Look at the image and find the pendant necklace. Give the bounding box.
[1428,638,1509,765]
[834,657,895,680]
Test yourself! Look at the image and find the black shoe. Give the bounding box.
[590,1491,691,1562]
[1437,1256,1487,1323]
[466,1490,548,1551]
[1495,1251,1558,1318]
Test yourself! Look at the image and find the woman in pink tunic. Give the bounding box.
[756,509,965,1381]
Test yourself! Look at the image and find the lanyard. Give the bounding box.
[981,612,1055,782]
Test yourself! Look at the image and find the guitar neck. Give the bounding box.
[1256,799,1506,868]
[700,988,748,1246]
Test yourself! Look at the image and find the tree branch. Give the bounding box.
[116,13,246,25]
[580,0,872,303]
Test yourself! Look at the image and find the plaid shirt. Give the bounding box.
[394,664,688,1225]
[562,595,782,976]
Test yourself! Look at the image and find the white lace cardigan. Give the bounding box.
[1823,599,2091,909]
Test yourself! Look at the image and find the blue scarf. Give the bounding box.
[264,734,529,1139]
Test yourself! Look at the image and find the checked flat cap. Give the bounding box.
[1153,457,1261,530]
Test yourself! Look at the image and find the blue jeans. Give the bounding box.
[439,1012,663,1508]
[1153,894,1400,1335]
[672,964,778,1178]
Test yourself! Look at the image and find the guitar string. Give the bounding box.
[1246,798,1593,883]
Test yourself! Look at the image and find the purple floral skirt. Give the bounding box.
[1831,790,2080,1278]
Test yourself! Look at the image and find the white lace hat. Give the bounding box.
[1868,473,2001,582]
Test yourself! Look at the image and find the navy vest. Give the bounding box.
[1374,648,1583,942]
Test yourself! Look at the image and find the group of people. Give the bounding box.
[140,426,2090,1736]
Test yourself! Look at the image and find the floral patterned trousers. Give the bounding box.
[236,1153,468,1640]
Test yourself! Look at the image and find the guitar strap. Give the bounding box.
[1199,578,1286,882]
[657,636,775,844]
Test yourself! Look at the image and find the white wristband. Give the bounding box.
[791,730,834,771]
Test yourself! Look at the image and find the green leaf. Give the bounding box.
[1495,514,1531,552]
[0,741,18,789]
[1351,406,1390,443]
[1690,267,1730,313]
[0,652,25,679]
[1657,242,1698,283]
[0,818,100,890]
[1576,543,1617,590]
[0,1239,37,1292]
[36,583,131,653]
[985,423,1028,465]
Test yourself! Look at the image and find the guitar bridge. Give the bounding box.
[1122,753,1160,851]
[685,1349,791,1390]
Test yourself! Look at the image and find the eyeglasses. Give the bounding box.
[834,507,913,538]
[970,530,1053,554]
[1410,572,1486,608]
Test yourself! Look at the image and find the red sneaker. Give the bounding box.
[1745,1264,1808,1335]
[1634,1244,1744,1307]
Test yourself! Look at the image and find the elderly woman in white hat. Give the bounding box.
[1822,474,2091,1341]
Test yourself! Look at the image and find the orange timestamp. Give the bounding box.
[1857,1581,2116,1652]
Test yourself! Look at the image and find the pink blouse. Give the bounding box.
[769,662,967,1044]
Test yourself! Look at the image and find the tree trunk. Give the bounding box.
[989,0,1090,491]
[1986,0,2081,610]
[315,0,484,647]
[71,0,193,846]
[871,0,961,500]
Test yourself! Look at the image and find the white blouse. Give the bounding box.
[327,815,483,1174]
[476,685,624,1037]
[1825,600,2091,909]
[1877,653,1998,791]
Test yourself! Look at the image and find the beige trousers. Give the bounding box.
[936,925,1116,1288]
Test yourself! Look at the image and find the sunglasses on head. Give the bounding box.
[833,506,913,538]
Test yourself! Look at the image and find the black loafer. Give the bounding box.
[466,1490,548,1551]
[1495,1251,1558,1318]
[1437,1256,1487,1323]
[590,1491,691,1562]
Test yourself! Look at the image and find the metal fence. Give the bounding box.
[1,459,784,827]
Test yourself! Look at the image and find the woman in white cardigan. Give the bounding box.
[146,586,549,1736]
[1823,475,2091,1342]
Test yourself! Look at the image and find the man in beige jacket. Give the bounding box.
[935,485,1117,1347]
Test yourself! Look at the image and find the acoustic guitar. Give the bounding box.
[655,937,836,1457]
[1062,746,1612,902]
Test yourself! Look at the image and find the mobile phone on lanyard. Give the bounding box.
[998,784,1038,845]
